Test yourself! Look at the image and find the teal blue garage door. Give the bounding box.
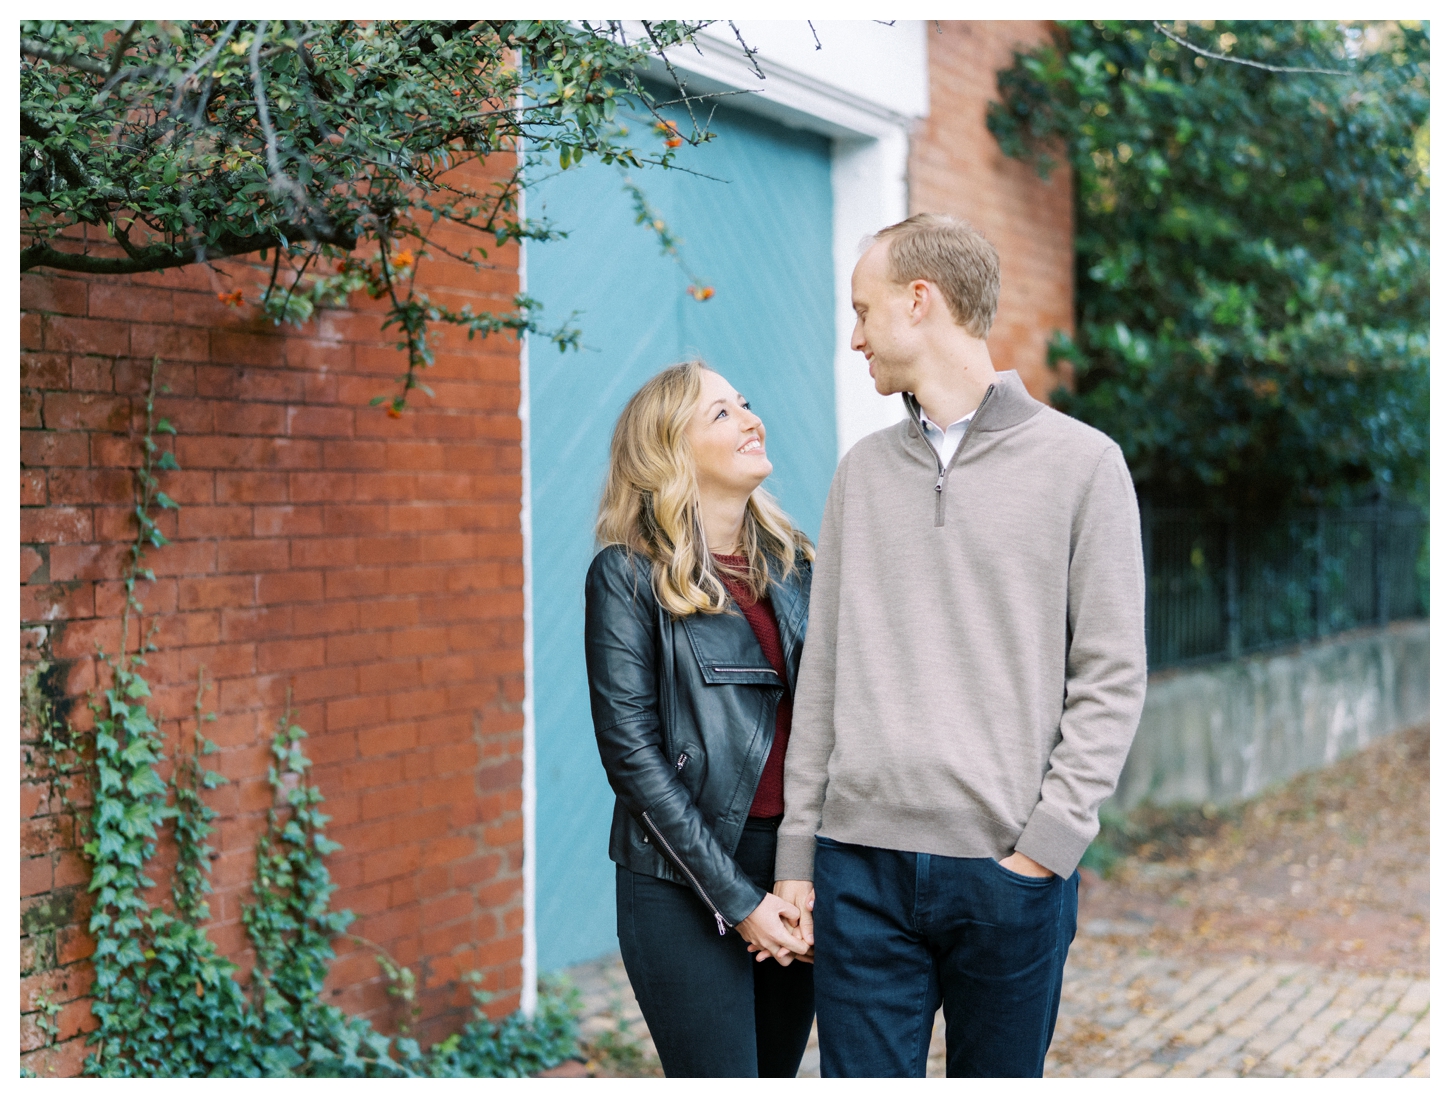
[527,97,836,972]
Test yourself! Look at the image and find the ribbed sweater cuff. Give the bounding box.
[1015,805,1094,880]
[773,832,817,883]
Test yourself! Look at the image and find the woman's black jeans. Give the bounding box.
[616,815,816,1077]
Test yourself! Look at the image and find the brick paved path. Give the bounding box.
[562,727,1429,1078]
[1042,936,1428,1077]
[563,939,1429,1078]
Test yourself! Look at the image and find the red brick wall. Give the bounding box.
[20,180,527,1074]
[912,21,1075,401]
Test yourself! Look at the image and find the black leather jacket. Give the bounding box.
[584,544,811,933]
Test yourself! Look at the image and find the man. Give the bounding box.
[773,213,1147,1077]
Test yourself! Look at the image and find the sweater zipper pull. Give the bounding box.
[934,469,945,493]
[715,913,727,936]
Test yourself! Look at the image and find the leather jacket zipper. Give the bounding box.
[711,666,778,675]
[675,753,688,772]
[640,810,730,935]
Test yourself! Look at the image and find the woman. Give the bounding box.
[584,361,817,1078]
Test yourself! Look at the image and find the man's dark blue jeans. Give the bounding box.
[813,835,1078,1077]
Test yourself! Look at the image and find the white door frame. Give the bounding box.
[519,22,927,1007]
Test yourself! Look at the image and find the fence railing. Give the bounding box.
[1143,503,1429,671]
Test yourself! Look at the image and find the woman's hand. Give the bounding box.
[737,892,811,966]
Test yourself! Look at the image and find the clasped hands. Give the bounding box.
[739,853,1053,965]
[739,881,815,965]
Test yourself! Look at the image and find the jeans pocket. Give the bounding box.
[987,856,1057,887]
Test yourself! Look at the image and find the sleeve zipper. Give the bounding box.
[640,810,731,935]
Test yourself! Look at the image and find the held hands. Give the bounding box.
[737,891,812,966]
[744,879,816,966]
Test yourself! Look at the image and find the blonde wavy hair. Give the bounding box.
[596,360,814,617]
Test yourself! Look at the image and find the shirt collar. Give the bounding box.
[917,405,975,434]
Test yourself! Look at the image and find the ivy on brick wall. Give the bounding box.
[22,361,580,1077]
[19,20,746,413]
[989,20,1429,515]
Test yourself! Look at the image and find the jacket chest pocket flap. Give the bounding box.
[679,613,781,686]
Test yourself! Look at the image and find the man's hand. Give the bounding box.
[768,879,815,963]
[999,851,1055,878]
[736,893,811,966]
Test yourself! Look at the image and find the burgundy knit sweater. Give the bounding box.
[713,555,791,818]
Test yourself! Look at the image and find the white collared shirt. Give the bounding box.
[918,407,975,468]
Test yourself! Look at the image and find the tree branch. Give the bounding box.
[728,22,765,77]
[20,36,108,75]
[107,22,139,78]
[21,224,356,274]
[19,110,99,192]
[1152,22,1354,77]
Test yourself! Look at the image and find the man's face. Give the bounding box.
[850,241,919,396]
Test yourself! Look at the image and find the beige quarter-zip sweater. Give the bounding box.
[774,369,1147,882]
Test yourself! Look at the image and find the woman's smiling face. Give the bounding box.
[685,368,772,501]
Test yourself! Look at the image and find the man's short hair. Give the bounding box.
[874,213,1000,338]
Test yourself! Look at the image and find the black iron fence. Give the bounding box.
[1143,503,1429,670]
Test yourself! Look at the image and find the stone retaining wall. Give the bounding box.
[1113,620,1430,811]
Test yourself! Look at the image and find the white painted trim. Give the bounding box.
[516,181,539,1017]
[828,128,913,457]
[648,31,919,140]
[646,25,921,456]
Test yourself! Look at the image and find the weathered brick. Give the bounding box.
[211,329,289,368]
[22,429,90,468]
[47,543,128,583]
[21,856,53,897]
[43,315,131,356]
[87,280,173,322]
[44,468,132,508]
[178,574,257,610]
[253,505,325,537]
[257,638,326,673]
[130,322,210,360]
[21,353,72,390]
[20,311,43,349]
[216,538,290,573]
[43,392,133,432]
[215,471,290,503]
[70,356,116,392]
[21,273,88,315]
[291,535,359,569]
[20,581,95,623]
[258,570,324,604]
[177,505,254,539]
